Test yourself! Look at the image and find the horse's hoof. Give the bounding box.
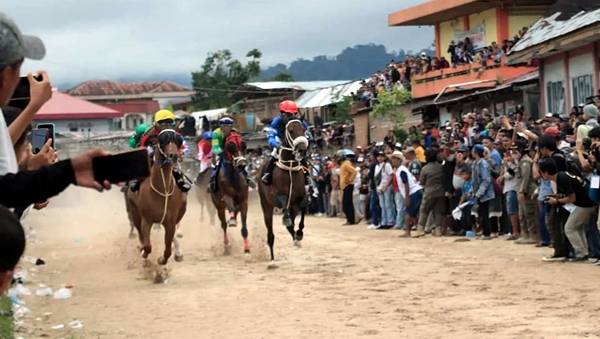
[228,219,237,227]
[174,254,184,262]
[157,257,167,265]
[282,218,292,227]
[153,223,161,231]
[293,240,302,248]
[267,261,278,269]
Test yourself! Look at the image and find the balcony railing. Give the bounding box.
[410,57,537,99]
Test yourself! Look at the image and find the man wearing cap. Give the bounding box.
[472,144,495,239]
[577,104,599,140]
[512,141,538,244]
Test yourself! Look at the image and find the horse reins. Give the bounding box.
[275,120,306,210]
[151,129,177,225]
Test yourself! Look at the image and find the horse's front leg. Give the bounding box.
[223,196,237,227]
[158,222,175,265]
[295,199,307,244]
[286,208,297,245]
[239,199,251,261]
[276,194,291,226]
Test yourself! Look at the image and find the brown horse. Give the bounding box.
[195,166,217,225]
[123,185,184,239]
[211,133,250,256]
[126,129,187,267]
[257,118,308,268]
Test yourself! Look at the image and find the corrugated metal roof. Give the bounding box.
[244,81,352,91]
[295,80,364,108]
[510,8,600,53]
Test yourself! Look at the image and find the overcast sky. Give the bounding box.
[6,0,432,83]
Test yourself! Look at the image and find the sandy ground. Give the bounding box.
[12,186,600,339]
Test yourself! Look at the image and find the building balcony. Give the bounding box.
[410,58,538,99]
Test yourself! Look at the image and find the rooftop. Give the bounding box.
[388,0,554,26]
[35,90,123,120]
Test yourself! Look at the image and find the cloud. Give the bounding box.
[5,0,432,82]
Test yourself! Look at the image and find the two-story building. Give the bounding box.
[508,2,600,115]
[388,0,551,122]
[65,80,194,130]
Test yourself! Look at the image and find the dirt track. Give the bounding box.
[15,186,600,339]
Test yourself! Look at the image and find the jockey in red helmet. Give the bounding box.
[261,100,312,186]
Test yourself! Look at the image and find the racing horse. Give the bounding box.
[210,133,250,256]
[258,118,308,268]
[126,129,187,267]
[195,165,217,225]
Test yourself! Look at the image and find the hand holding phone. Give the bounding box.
[92,149,150,184]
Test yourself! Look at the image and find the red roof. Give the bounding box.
[99,100,160,114]
[66,80,191,96]
[35,91,123,120]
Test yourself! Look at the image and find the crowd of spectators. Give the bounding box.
[353,25,533,104]
[302,93,600,265]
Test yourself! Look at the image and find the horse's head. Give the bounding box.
[154,129,181,166]
[225,133,247,170]
[284,119,308,162]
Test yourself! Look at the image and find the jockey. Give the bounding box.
[197,131,214,174]
[128,123,149,149]
[207,115,255,192]
[261,100,311,186]
[130,109,191,193]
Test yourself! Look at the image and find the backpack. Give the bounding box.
[554,152,586,180]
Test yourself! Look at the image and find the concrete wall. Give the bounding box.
[33,119,114,134]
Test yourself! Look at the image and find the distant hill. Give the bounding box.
[56,43,434,90]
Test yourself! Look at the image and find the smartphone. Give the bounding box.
[36,123,55,149]
[92,149,150,184]
[7,75,43,111]
[31,128,50,154]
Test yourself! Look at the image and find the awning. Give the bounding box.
[295,80,365,108]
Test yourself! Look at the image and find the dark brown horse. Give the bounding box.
[126,129,187,268]
[210,133,250,257]
[257,118,308,268]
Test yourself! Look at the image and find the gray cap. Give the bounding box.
[0,12,46,68]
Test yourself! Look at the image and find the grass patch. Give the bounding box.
[0,295,13,339]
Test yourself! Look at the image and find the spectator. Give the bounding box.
[577,104,599,140]
[539,158,597,262]
[374,151,395,229]
[472,144,495,240]
[389,151,405,230]
[339,153,357,226]
[413,148,445,237]
[404,147,422,179]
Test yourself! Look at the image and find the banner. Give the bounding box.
[453,21,486,50]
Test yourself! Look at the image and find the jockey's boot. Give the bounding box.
[300,159,313,186]
[207,169,218,193]
[261,156,277,185]
[172,168,191,193]
[130,180,142,192]
[242,169,256,189]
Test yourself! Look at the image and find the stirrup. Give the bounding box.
[261,173,271,185]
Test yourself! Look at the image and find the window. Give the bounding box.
[69,126,78,132]
[546,81,565,115]
[571,74,593,106]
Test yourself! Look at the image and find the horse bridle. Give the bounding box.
[277,120,308,170]
[224,133,247,168]
[155,129,179,167]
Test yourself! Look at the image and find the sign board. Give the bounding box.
[453,21,486,51]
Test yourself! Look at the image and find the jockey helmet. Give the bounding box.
[135,124,148,135]
[218,116,234,126]
[202,131,213,140]
[154,109,176,124]
[279,100,298,114]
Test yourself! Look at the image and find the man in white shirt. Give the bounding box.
[373,151,395,228]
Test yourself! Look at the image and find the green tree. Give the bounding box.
[331,95,353,122]
[371,85,412,123]
[393,127,409,145]
[191,49,262,110]
[270,72,294,82]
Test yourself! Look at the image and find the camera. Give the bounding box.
[583,138,592,149]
